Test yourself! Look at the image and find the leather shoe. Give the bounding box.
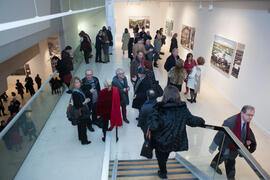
[158,171,167,179]
[124,119,130,124]
[82,141,91,145]
[210,163,222,175]
[88,127,95,132]
[187,99,193,103]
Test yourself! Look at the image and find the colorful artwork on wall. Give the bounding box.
[165,20,174,36]
[210,35,237,76]
[180,25,196,50]
[231,43,245,78]
[129,17,150,29]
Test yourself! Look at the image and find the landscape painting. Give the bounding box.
[129,17,150,29]
[210,35,237,76]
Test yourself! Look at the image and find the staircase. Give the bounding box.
[109,158,199,180]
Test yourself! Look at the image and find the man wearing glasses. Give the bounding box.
[209,105,257,180]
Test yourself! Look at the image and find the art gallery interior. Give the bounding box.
[0,0,270,180]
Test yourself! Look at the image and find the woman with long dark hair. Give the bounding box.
[147,86,205,179]
[184,53,197,94]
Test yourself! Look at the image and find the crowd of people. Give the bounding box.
[0,24,257,180]
[0,74,42,133]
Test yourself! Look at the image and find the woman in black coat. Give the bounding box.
[147,86,205,179]
[95,30,103,63]
[80,36,92,64]
[70,77,91,145]
[169,33,178,53]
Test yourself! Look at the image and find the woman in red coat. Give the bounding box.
[184,53,197,94]
[97,81,122,142]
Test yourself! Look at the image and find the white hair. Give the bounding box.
[115,68,124,75]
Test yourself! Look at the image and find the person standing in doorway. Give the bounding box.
[16,80,25,99]
[81,69,101,128]
[112,68,130,124]
[35,74,42,89]
[209,105,257,180]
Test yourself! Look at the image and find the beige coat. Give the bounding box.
[122,33,130,51]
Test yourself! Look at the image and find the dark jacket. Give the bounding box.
[107,30,113,46]
[209,115,257,156]
[56,59,71,77]
[138,99,157,133]
[132,77,152,110]
[149,102,205,152]
[95,34,102,49]
[128,41,134,60]
[81,76,101,102]
[130,58,141,82]
[71,91,90,120]
[164,55,180,72]
[80,37,92,53]
[169,37,178,53]
[145,44,154,61]
[112,76,129,105]
[16,82,24,95]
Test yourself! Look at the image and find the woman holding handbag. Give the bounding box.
[70,77,91,145]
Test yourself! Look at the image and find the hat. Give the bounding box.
[138,67,146,74]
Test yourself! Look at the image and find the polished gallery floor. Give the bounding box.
[14,43,270,180]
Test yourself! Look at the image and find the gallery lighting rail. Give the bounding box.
[0,5,105,32]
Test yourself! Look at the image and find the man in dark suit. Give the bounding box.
[164,48,180,85]
[209,105,257,180]
[81,69,101,131]
[112,68,130,124]
[132,67,152,111]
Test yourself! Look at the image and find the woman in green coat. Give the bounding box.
[122,28,130,55]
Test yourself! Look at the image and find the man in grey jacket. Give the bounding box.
[209,105,256,180]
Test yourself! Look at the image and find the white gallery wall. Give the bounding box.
[113,1,270,135]
[165,2,270,136]
[114,2,168,41]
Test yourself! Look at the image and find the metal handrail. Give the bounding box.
[203,124,270,180]
[0,71,58,139]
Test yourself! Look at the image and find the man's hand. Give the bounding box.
[90,88,95,93]
[133,95,136,99]
[123,88,127,92]
[246,140,252,146]
[146,128,151,140]
[84,98,91,104]
[209,148,214,154]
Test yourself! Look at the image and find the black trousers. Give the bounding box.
[77,119,88,143]
[83,51,90,64]
[155,149,170,175]
[91,102,97,123]
[96,48,102,61]
[102,120,109,138]
[170,83,182,92]
[211,152,236,179]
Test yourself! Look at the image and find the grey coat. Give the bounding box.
[209,114,256,159]
[112,76,130,105]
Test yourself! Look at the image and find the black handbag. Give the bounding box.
[140,139,153,159]
[94,117,105,128]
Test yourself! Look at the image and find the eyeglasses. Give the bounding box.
[245,113,254,118]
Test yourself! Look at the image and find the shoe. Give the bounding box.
[66,90,72,94]
[88,127,95,132]
[187,99,193,103]
[102,137,105,142]
[158,57,162,60]
[160,52,165,55]
[81,140,91,145]
[193,99,197,103]
[184,92,188,95]
[116,137,119,142]
[124,119,130,124]
[158,171,168,179]
[210,163,222,175]
[136,117,139,120]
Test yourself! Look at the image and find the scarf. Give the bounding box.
[229,113,250,152]
[109,87,123,130]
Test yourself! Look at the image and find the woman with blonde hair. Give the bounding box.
[168,59,187,92]
[70,77,91,145]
